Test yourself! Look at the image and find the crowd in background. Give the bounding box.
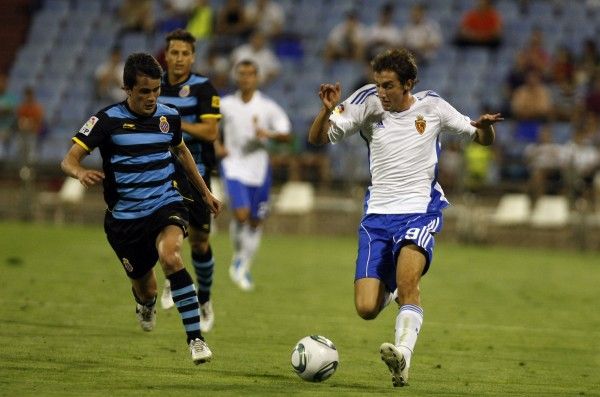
[1,0,599,209]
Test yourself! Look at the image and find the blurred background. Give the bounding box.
[0,0,599,250]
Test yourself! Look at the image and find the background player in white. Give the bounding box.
[308,48,502,387]
[220,60,292,291]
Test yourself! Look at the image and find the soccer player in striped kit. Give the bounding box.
[308,48,502,386]
[157,29,221,333]
[61,53,221,365]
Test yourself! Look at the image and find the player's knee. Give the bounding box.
[159,251,184,274]
[190,239,209,254]
[355,301,380,320]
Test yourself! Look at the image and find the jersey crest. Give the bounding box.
[159,116,170,133]
[415,114,426,134]
[179,85,190,97]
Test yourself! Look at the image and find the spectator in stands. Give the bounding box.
[245,0,285,40]
[95,46,127,104]
[0,73,17,159]
[502,50,529,116]
[323,10,367,64]
[118,0,155,36]
[215,0,251,41]
[158,0,196,34]
[564,125,600,203]
[197,45,234,94]
[510,70,553,142]
[549,46,578,122]
[524,124,567,199]
[520,27,551,75]
[584,72,600,117]
[231,30,281,85]
[454,0,503,49]
[365,2,402,61]
[186,0,214,41]
[575,38,600,89]
[16,86,44,166]
[400,3,442,64]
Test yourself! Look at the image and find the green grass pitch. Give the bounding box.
[0,222,599,396]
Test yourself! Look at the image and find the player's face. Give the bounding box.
[165,40,194,81]
[236,64,259,92]
[127,75,161,116]
[373,70,406,112]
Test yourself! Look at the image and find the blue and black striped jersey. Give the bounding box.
[73,101,183,220]
[158,73,221,176]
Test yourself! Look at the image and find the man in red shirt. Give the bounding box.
[454,0,503,49]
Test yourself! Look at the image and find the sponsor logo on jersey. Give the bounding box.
[211,95,220,108]
[179,85,190,97]
[333,104,344,114]
[159,116,169,133]
[121,258,133,272]
[79,116,98,136]
[122,123,136,130]
[415,114,426,134]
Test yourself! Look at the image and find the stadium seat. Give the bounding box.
[492,193,532,226]
[274,181,315,214]
[530,195,570,228]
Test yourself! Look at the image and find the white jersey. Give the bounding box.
[220,90,291,186]
[328,85,477,214]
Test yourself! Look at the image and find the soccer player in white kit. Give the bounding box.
[308,48,502,387]
[220,60,292,291]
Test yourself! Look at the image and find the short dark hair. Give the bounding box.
[371,48,418,85]
[235,59,259,74]
[165,29,196,53]
[123,53,163,89]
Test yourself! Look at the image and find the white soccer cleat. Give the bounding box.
[160,279,175,310]
[229,258,255,291]
[136,303,156,332]
[189,338,213,364]
[199,301,214,333]
[380,342,409,387]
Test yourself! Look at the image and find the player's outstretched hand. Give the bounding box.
[471,113,504,129]
[319,82,341,112]
[78,169,105,188]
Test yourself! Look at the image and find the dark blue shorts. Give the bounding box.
[355,212,443,292]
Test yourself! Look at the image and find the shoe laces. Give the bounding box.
[138,304,155,321]
[190,338,207,353]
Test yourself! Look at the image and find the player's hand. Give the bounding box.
[319,82,341,112]
[204,193,223,218]
[77,169,104,188]
[471,113,503,129]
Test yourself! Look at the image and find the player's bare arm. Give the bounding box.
[60,143,105,187]
[308,82,341,146]
[181,117,219,142]
[471,112,503,146]
[172,141,222,216]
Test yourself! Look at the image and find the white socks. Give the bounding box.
[394,304,424,368]
[229,220,263,273]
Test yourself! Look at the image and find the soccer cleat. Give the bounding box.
[199,301,214,333]
[160,279,175,310]
[229,258,255,291]
[189,338,213,364]
[136,302,156,332]
[380,342,409,387]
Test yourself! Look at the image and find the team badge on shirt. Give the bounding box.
[159,116,170,133]
[179,84,190,97]
[78,116,98,136]
[415,114,426,134]
[211,95,220,108]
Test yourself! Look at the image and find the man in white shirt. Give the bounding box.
[220,60,292,291]
[308,48,502,387]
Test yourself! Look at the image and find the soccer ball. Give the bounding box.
[290,335,339,382]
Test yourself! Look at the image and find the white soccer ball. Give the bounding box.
[290,335,339,382]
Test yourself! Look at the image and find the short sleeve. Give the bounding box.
[437,98,477,138]
[197,81,221,121]
[268,101,291,133]
[72,112,109,153]
[328,85,383,143]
